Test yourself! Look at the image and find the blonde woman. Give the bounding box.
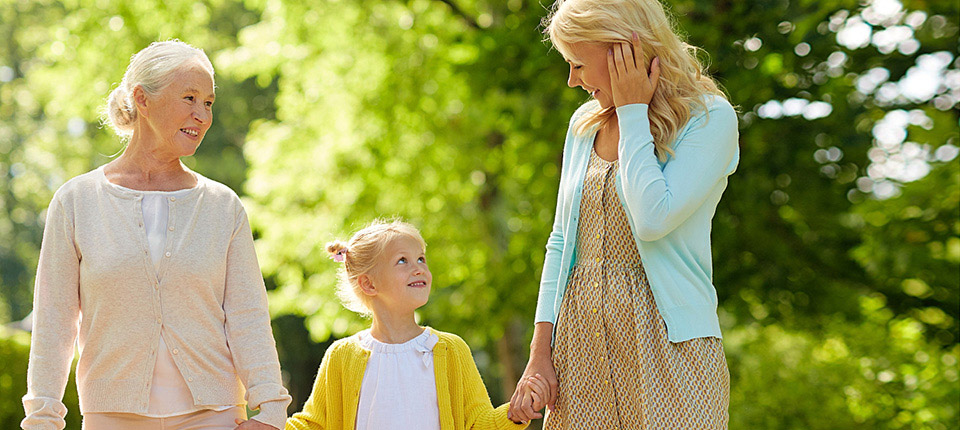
[22,40,290,429]
[508,0,739,428]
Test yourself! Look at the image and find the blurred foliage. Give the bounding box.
[727,295,959,429]
[1,0,957,427]
[0,327,80,428]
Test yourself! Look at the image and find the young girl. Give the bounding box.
[274,220,547,430]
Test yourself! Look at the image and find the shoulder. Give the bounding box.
[323,334,368,364]
[195,173,246,215]
[196,173,241,202]
[51,168,107,206]
[691,94,738,128]
[432,329,472,356]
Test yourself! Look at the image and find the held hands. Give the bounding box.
[607,32,661,107]
[233,418,279,430]
[508,374,551,423]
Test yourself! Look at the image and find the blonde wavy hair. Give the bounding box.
[544,0,726,161]
[325,220,427,316]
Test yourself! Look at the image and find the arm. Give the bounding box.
[535,102,589,325]
[508,322,556,423]
[616,101,739,241]
[455,339,527,430]
[22,196,80,430]
[223,207,291,429]
[286,347,335,430]
[607,33,739,241]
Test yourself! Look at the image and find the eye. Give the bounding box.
[573,65,583,70]
[184,95,195,101]
[397,257,407,264]
[204,101,213,108]
[418,256,426,263]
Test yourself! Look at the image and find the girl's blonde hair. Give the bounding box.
[326,220,427,316]
[544,0,726,161]
[103,39,214,139]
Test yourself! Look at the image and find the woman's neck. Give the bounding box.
[368,306,423,344]
[105,136,196,191]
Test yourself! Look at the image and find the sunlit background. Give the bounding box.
[1,0,957,428]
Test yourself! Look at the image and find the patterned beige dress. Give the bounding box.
[543,149,730,430]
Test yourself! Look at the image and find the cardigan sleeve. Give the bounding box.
[534,104,592,324]
[451,337,527,430]
[222,206,291,429]
[615,99,739,241]
[286,345,335,430]
[22,195,81,430]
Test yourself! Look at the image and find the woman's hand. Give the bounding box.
[508,323,558,423]
[234,418,279,430]
[607,32,661,107]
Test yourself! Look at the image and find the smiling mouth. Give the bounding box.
[181,128,199,137]
[407,281,427,288]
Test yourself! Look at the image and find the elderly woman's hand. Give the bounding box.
[234,418,279,430]
[607,31,661,107]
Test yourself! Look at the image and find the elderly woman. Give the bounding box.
[22,40,290,430]
[509,0,739,428]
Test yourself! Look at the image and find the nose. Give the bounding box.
[413,261,428,276]
[567,65,579,88]
[193,105,211,125]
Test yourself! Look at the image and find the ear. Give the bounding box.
[357,274,377,297]
[132,85,149,118]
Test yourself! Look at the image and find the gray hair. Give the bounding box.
[103,40,214,139]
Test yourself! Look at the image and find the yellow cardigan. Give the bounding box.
[286,328,527,430]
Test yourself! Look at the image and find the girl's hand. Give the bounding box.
[234,418,279,430]
[607,31,661,107]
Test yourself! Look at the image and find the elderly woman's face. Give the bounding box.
[141,62,215,156]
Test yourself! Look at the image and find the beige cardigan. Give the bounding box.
[22,167,291,429]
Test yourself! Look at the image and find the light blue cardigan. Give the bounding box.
[535,95,739,343]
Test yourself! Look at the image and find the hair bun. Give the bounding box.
[325,240,349,256]
[105,85,136,138]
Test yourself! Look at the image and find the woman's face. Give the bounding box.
[138,62,215,157]
[566,42,615,109]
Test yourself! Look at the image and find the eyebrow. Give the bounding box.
[185,87,216,100]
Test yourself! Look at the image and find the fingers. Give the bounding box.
[522,391,543,420]
[621,40,637,74]
[607,47,618,81]
[632,31,645,72]
[520,390,537,420]
[650,56,661,94]
[530,374,550,396]
[614,43,628,77]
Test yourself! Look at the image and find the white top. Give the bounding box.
[355,328,441,430]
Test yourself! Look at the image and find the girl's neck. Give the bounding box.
[368,307,423,344]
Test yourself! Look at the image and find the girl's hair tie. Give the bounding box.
[332,249,348,263]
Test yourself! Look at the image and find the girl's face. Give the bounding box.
[565,42,615,109]
[367,235,432,313]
